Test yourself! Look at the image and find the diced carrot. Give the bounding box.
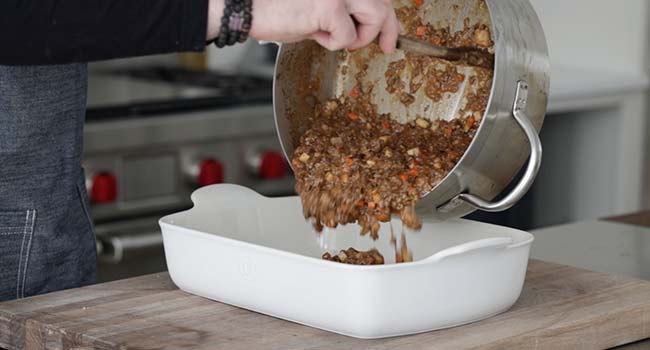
[349,85,361,98]
[356,200,365,207]
[416,26,427,37]
[345,156,354,166]
[399,174,410,182]
[367,201,376,209]
[465,116,476,131]
[348,112,359,121]
[382,121,390,129]
[414,0,424,7]
[377,211,390,222]
[456,74,465,82]
[432,36,441,45]
[443,126,452,138]
[408,168,419,176]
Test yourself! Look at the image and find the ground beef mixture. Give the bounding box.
[292,96,478,240]
[291,3,494,264]
[322,227,413,265]
[393,232,413,263]
[396,7,493,50]
[385,60,406,94]
[459,68,493,120]
[322,248,385,265]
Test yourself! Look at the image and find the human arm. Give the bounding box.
[0,0,210,65]
[0,0,399,66]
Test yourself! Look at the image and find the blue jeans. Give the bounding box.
[0,64,96,301]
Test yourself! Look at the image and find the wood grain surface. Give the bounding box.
[606,211,650,228]
[1,260,650,350]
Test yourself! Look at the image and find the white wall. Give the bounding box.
[526,0,650,221]
[530,0,649,73]
[533,108,618,226]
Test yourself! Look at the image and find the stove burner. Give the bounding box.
[116,66,273,94]
[87,67,274,121]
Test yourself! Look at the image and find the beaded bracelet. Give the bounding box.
[214,0,253,48]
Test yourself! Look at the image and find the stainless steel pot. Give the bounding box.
[273,0,550,220]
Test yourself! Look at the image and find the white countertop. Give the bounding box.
[531,220,650,280]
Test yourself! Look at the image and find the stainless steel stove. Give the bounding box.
[84,67,293,282]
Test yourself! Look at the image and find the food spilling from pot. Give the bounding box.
[286,3,495,265]
[292,102,479,237]
[321,227,414,265]
[322,248,385,265]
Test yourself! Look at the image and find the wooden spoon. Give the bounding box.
[396,35,494,69]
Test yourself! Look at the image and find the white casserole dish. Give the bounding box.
[159,184,534,339]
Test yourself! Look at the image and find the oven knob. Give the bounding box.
[91,172,118,204]
[197,159,224,186]
[259,151,288,179]
[246,150,288,180]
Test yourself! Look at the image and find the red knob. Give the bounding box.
[259,151,288,180]
[91,172,118,204]
[198,159,224,186]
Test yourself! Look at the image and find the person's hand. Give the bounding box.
[208,0,400,54]
[253,0,399,53]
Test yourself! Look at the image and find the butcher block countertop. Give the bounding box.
[1,257,650,350]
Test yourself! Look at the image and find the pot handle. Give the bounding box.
[439,81,542,213]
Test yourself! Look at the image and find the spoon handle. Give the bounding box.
[396,35,461,61]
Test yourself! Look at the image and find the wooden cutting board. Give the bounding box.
[1,260,650,350]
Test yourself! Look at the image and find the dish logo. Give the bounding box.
[239,258,256,279]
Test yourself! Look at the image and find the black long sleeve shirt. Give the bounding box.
[0,0,209,65]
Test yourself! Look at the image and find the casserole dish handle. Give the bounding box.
[425,237,514,262]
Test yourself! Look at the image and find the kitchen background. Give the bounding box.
[83,0,650,282]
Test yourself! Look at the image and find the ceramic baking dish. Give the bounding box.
[159,184,534,339]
